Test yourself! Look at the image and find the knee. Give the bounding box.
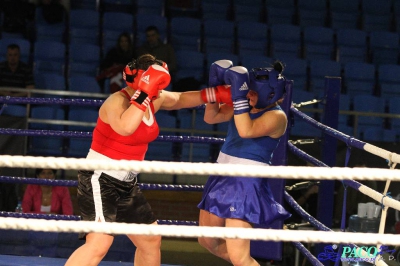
[198,237,210,251]
[86,239,112,259]
[198,237,220,256]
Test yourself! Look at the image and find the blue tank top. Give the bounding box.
[220,105,282,164]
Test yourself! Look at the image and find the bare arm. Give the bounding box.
[156,90,205,111]
[100,92,146,136]
[204,103,233,124]
[233,109,287,139]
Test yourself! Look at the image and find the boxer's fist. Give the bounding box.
[208,60,233,87]
[224,66,250,114]
[201,85,233,106]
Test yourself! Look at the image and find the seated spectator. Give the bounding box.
[97,32,134,93]
[136,25,177,77]
[22,168,73,215]
[0,44,34,97]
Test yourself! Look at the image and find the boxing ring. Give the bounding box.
[0,76,400,266]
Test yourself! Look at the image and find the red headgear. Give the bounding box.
[123,59,168,89]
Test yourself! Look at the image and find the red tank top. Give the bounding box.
[90,89,159,160]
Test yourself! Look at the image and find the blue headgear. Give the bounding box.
[249,67,287,109]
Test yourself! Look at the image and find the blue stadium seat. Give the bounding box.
[303,26,335,61]
[102,12,134,52]
[362,127,397,142]
[353,95,385,134]
[269,24,301,59]
[265,6,294,25]
[68,43,100,77]
[240,55,273,70]
[169,17,202,51]
[28,106,65,155]
[35,73,66,91]
[233,3,262,22]
[68,76,102,94]
[237,21,268,56]
[361,0,392,32]
[297,0,327,27]
[135,0,164,15]
[69,9,100,45]
[0,37,31,64]
[280,57,308,91]
[203,18,235,53]
[343,62,376,96]
[146,111,177,161]
[336,29,368,63]
[201,2,229,20]
[175,50,205,82]
[1,105,27,117]
[309,59,342,94]
[289,119,321,137]
[378,64,400,98]
[34,7,66,42]
[369,31,400,65]
[329,0,360,29]
[33,40,66,75]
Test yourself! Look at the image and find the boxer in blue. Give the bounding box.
[198,60,291,266]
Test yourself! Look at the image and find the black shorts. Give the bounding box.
[77,170,156,225]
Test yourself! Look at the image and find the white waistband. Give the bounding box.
[87,149,139,182]
[217,151,269,166]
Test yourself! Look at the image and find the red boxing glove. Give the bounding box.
[130,65,171,111]
[201,85,233,106]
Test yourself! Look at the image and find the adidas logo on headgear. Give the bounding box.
[141,75,150,84]
[239,82,249,91]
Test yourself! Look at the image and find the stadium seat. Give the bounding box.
[361,0,392,32]
[343,62,376,96]
[169,17,201,51]
[369,31,400,65]
[303,26,335,61]
[336,29,368,63]
[237,21,268,56]
[269,24,301,59]
[135,0,164,15]
[203,18,235,53]
[309,60,342,94]
[378,64,400,98]
[174,50,205,82]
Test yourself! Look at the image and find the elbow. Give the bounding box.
[237,130,251,138]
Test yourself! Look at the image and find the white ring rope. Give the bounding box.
[0,217,399,246]
[1,155,400,181]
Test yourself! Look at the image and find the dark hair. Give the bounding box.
[273,60,284,74]
[7,44,20,51]
[35,168,57,177]
[117,32,132,47]
[145,25,159,34]
[125,53,164,81]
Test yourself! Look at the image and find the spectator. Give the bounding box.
[0,44,34,97]
[97,32,134,93]
[136,25,177,77]
[22,168,73,215]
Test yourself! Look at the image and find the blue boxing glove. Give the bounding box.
[201,60,233,104]
[224,66,250,115]
[209,60,233,87]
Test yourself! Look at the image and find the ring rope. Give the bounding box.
[1,155,400,181]
[0,128,226,143]
[0,217,398,245]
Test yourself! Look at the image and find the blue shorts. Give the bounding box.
[198,175,291,225]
